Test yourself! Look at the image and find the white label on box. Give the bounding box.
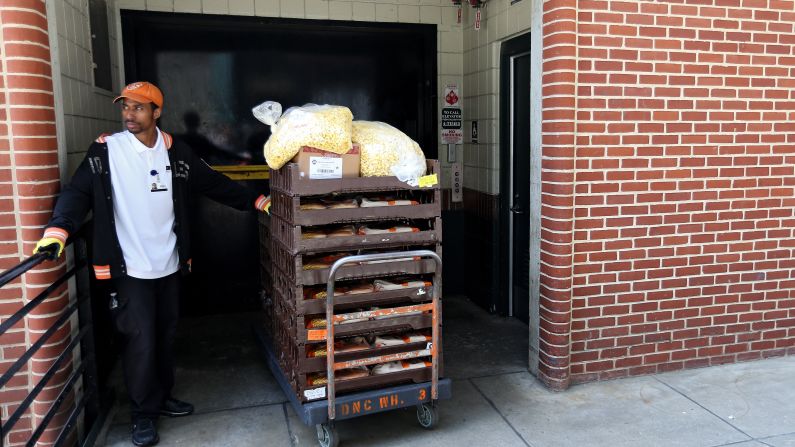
[309,157,342,179]
[304,387,326,400]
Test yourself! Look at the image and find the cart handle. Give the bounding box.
[325,250,442,421]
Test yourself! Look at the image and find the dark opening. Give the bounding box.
[120,11,438,316]
[88,0,113,91]
[121,10,438,165]
[499,32,531,321]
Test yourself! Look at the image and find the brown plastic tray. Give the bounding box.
[270,273,434,315]
[272,295,433,345]
[270,160,440,196]
[266,324,442,404]
[281,362,434,403]
[298,341,432,373]
[258,211,273,296]
[270,189,441,226]
[270,240,441,286]
[270,320,439,373]
[270,214,442,255]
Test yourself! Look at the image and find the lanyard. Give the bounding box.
[146,149,161,183]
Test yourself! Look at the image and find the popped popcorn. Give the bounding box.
[261,104,353,170]
[352,121,426,181]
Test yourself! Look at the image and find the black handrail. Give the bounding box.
[0,233,104,447]
[0,284,85,389]
[0,262,84,347]
[3,327,88,435]
[0,252,48,288]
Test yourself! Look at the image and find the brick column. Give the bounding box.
[0,1,72,446]
[537,0,577,390]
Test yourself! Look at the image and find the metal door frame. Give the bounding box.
[507,49,531,318]
[498,26,542,375]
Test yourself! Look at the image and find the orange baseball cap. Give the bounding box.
[113,81,164,108]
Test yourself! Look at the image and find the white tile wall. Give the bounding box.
[397,4,419,22]
[462,0,531,194]
[328,1,352,20]
[375,3,397,22]
[280,0,304,17]
[148,0,174,12]
[352,2,375,21]
[305,0,328,19]
[174,0,201,12]
[254,0,279,16]
[48,0,121,177]
[229,0,255,15]
[202,0,229,14]
[50,0,530,190]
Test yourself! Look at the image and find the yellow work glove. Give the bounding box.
[255,195,271,215]
[33,237,64,260]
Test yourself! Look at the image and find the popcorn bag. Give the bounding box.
[352,121,427,183]
[253,101,354,170]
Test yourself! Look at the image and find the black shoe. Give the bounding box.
[131,418,159,446]
[160,397,194,417]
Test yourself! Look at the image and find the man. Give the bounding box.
[33,82,270,446]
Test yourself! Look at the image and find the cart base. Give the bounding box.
[254,325,452,426]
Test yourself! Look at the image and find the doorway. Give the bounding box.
[499,33,532,323]
[120,11,438,316]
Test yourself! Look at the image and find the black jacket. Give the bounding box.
[45,132,262,280]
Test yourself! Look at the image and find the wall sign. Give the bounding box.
[441,107,463,144]
[444,84,460,106]
[441,83,462,147]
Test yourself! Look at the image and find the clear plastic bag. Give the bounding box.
[352,121,427,182]
[253,102,353,170]
[252,101,282,126]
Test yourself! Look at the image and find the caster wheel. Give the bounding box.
[416,403,439,429]
[316,423,339,447]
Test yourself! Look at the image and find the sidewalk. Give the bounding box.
[100,297,795,447]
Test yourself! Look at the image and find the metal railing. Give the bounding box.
[0,233,104,447]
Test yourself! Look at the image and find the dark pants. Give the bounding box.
[111,272,180,421]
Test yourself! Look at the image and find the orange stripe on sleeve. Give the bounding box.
[162,131,173,149]
[254,195,270,210]
[43,227,69,243]
[93,265,111,280]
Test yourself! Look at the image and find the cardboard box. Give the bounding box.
[291,145,360,179]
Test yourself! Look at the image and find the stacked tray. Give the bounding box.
[260,160,443,402]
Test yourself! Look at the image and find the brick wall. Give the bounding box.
[0,1,73,445]
[555,0,795,384]
[537,0,577,390]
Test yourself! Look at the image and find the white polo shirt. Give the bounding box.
[106,129,179,279]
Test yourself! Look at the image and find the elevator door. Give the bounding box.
[121,11,437,315]
[499,33,531,322]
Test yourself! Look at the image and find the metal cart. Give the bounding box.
[256,250,451,447]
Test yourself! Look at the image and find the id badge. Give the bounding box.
[150,181,168,192]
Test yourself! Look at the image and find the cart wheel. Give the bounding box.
[316,423,339,447]
[416,403,439,429]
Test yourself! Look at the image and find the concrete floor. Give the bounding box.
[100,296,795,447]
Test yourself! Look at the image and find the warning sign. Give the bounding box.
[441,108,461,129]
[444,84,460,106]
[442,129,462,144]
[441,84,462,144]
[441,107,462,144]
